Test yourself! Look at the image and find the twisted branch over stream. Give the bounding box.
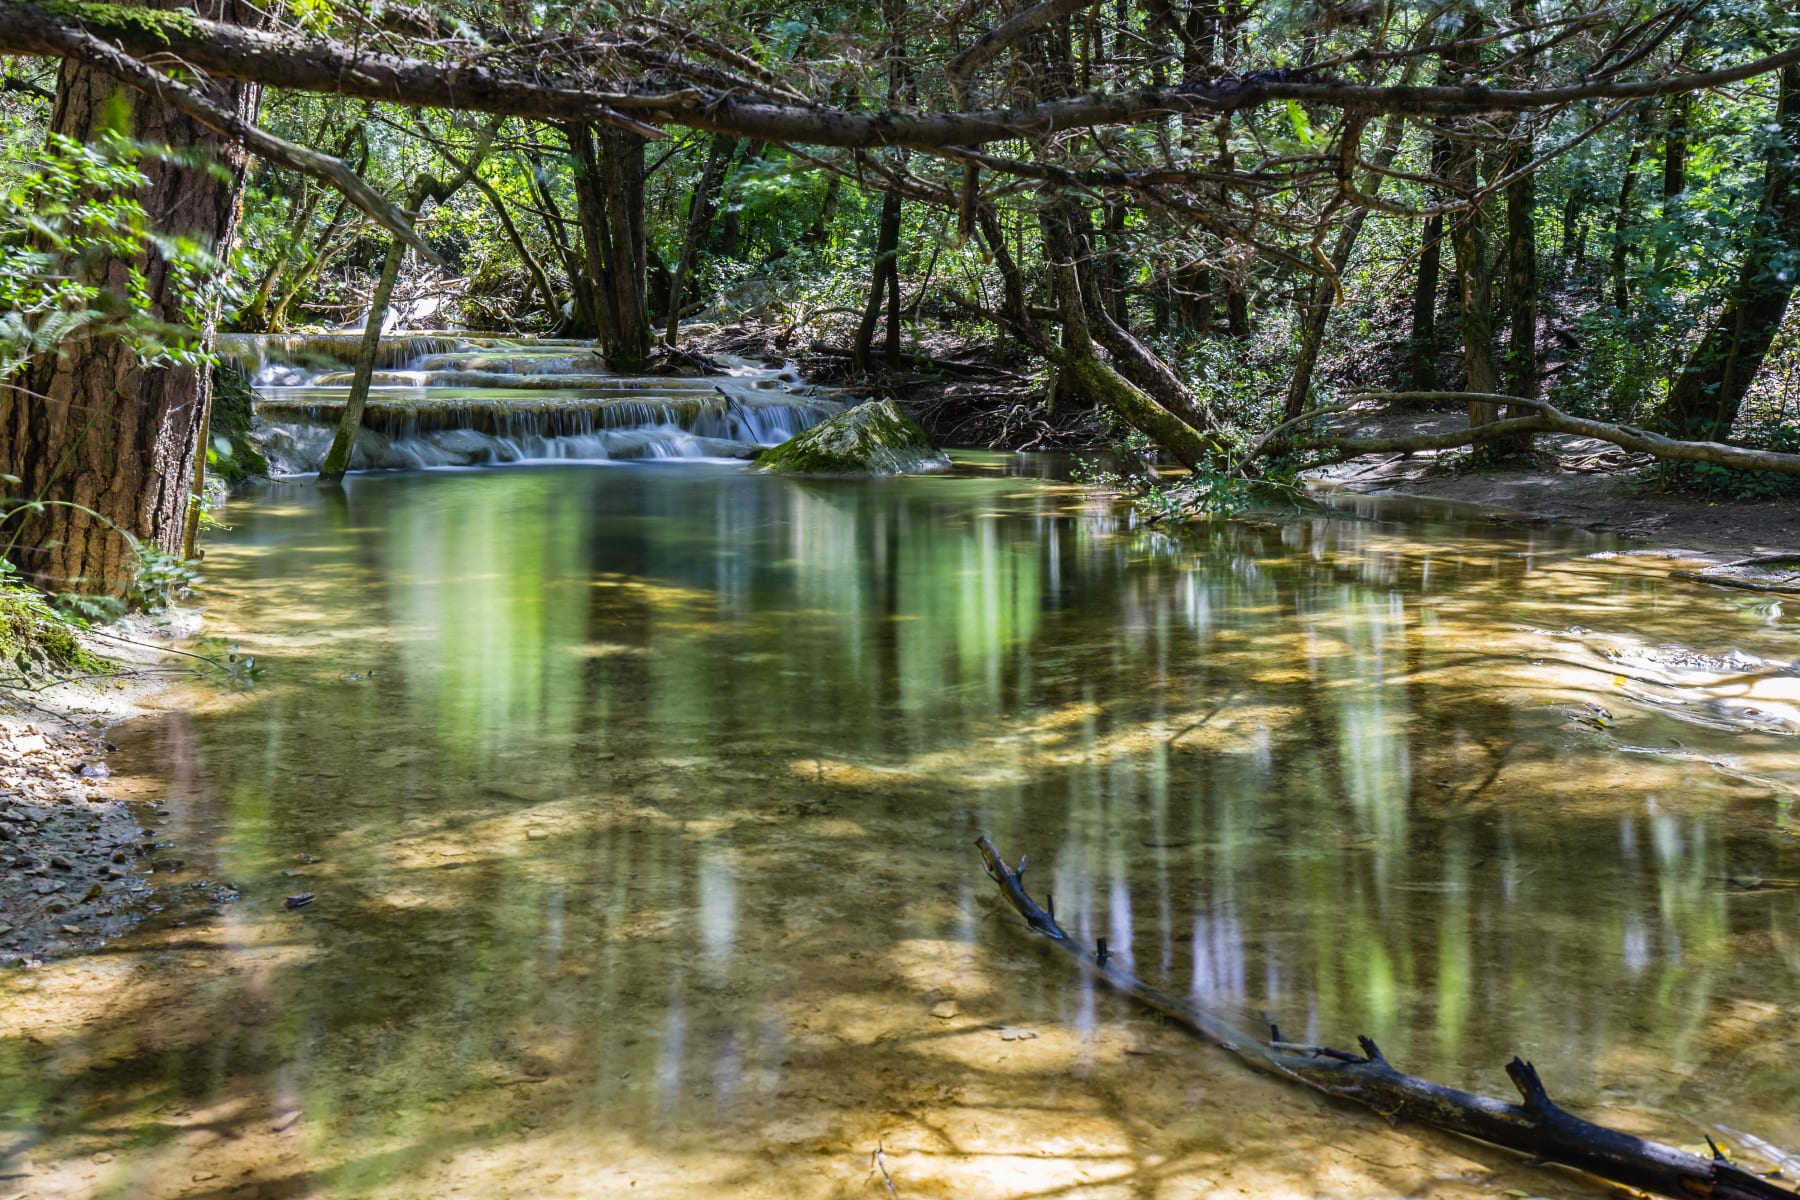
[976,835,1796,1200]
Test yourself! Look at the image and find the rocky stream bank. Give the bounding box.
[0,615,205,966]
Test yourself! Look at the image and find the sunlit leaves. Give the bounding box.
[0,131,229,378]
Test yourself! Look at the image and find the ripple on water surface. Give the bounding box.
[2,456,1797,1198]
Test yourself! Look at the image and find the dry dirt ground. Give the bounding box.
[1307,405,1800,557]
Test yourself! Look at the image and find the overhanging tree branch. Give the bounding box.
[30,15,447,265]
[0,5,1793,152]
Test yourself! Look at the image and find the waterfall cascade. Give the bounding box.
[217,333,847,475]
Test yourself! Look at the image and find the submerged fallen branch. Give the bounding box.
[976,835,1796,1200]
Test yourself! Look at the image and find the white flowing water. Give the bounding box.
[217,333,847,474]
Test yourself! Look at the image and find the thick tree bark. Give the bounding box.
[562,122,651,370]
[1657,64,1800,441]
[0,0,266,594]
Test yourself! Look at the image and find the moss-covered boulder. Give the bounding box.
[755,399,949,476]
[207,365,269,487]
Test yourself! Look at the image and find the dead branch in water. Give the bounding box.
[1277,391,1800,477]
[975,834,1796,1200]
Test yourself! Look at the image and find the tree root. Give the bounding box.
[976,835,1796,1200]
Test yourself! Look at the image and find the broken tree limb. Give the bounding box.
[975,835,1796,1200]
[1336,391,1800,476]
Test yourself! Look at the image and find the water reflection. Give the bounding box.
[1,458,1796,1198]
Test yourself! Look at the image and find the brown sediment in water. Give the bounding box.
[1,456,1795,1198]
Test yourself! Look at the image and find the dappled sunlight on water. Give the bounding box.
[1,456,1796,1198]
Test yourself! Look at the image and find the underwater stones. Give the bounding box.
[754,398,950,476]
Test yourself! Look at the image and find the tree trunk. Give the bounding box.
[238,178,323,331]
[1284,109,1410,418]
[1663,93,1690,201]
[1657,64,1800,441]
[318,119,499,482]
[805,172,841,246]
[1558,189,1583,279]
[1611,107,1648,311]
[713,140,763,260]
[0,0,266,595]
[315,231,406,483]
[1409,214,1444,388]
[853,189,902,371]
[1446,127,1505,429]
[562,122,651,370]
[664,132,737,346]
[1504,134,1539,402]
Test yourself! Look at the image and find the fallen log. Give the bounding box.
[976,834,1796,1200]
[1290,391,1800,477]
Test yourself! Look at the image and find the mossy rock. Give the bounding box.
[207,365,269,487]
[0,587,105,678]
[754,399,949,476]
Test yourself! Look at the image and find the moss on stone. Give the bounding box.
[0,586,106,679]
[42,2,204,44]
[755,399,950,476]
[207,366,269,487]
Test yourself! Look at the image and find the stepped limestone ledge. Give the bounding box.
[754,399,950,476]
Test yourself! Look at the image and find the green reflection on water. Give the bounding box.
[2,458,1797,1197]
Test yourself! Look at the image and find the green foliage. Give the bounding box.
[0,128,231,378]
[0,558,104,677]
[1657,418,1800,500]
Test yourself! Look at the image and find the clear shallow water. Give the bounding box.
[2,457,1797,1199]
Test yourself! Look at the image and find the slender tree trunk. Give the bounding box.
[853,188,902,370]
[1558,189,1582,279]
[885,229,904,362]
[805,173,841,246]
[664,133,736,345]
[315,231,406,483]
[1611,107,1648,311]
[268,191,355,333]
[238,179,322,331]
[0,0,267,594]
[1446,127,1503,428]
[713,140,763,259]
[1409,214,1444,388]
[1504,130,1539,402]
[318,120,499,482]
[1284,109,1410,418]
[473,172,559,326]
[1657,64,1800,441]
[1663,93,1690,201]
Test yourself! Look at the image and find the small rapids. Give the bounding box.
[217,332,847,474]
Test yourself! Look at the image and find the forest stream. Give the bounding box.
[0,448,1795,1199]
